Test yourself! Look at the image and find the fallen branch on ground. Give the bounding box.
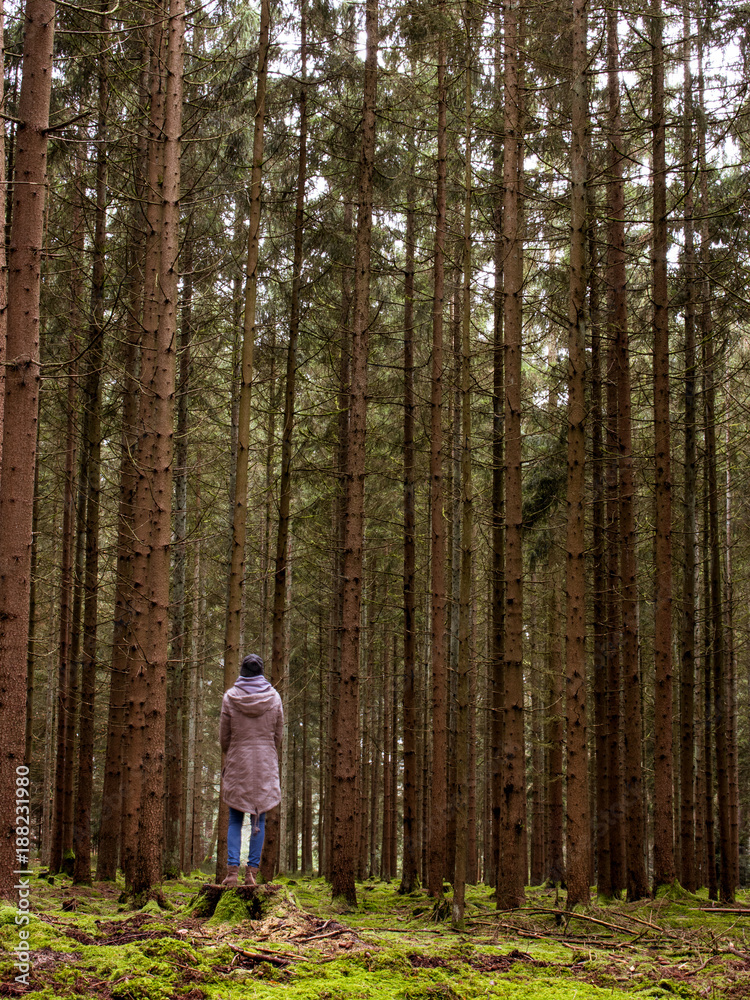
[228,942,300,967]
[298,928,350,942]
[522,907,676,939]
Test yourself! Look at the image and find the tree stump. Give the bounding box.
[190,883,275,921]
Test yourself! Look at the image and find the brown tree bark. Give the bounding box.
[697,21,733,903]
[498,0,526,910]
[0,0,6,459]
[263,11,308,878]
[50,271,81,877]
[453,37,473,923]
[216,0,270,879]
[357,653,370,880]
[321,195,354,883]
[0,0,55,901]
[604,2,648,901]
[701,474,717,899]
[390,637,398,879]
[97,232,142,881]
[703,312,732,902]
[679,2,697,894]
[330,0,377,905]
[97,36,149,879]
[121,16,165,889]
[699,261,733,905]
[530,584,545,887]
[724,381,739,894]
[399,190,419,895]
[450,272,463,884]
[490,3,504,896]
[467,644,477,885]
[428,25,449,902]
[651,0,675,893]
[448,275,460,887]
[565,0,590,906]
[188,508,205,872]
[164,234,193,878]
[381,631,393,880]
[545,536,564,886]
[301,680,313,872]
[25,470,39,773]
[605,304,625,896]
[530,685,544,885]
[591,196,609,897]
[127,0,184,894]
[369,658,381,876]
[73,37,108,882]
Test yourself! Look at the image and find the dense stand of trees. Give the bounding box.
[1,0,749,910]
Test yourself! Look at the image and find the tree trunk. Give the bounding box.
[63,482,85,871]
[467,634,478,885]
[73,6,109,884]
[189,507,205,872]
[216,0,270,879]
[448,275,460,888]
[591,192,608,898]
[703,264,732,903]
[724,377,738,893]
[323,196,354,883]
[701,478,717,898]
[0,0,55,902]
[605,2,648,901]
[381,628,393,880]
[302,682,313,873]
[121,17,165,889]
[128,0,184,893]
[605,303,625,898]
[41,646,56,866]
[651,0,675,893]
[330,0,377,905]
[399,190,419,894]
[263,12,307,877]
[164,234,193,878]
[679,2,697,894]
[428,25,449,902]
[50,311,80,877]
[498,0,526,910]
[369,665,381,876]
[453,36,473,922]
[530,655,544,886]
[25,461,39,773]
[546,537,564,886]
[97,36,149,880]
[490,3,504,896]
[565,0,590,906]
[0,0,6,459]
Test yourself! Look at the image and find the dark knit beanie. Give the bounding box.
[240,653,264,677]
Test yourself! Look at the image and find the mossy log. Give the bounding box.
[190,882,276,921]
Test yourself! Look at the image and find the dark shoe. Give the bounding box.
[244,866,259,886]
[221,865,239,887]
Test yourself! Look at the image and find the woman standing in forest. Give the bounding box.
[220,653,283,886]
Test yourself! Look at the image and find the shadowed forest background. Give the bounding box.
[0,0,749,926]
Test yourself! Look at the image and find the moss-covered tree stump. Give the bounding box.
[190,883,276,921]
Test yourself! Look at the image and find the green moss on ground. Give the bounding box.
[208,889,256,925]
[5,869,750,1000]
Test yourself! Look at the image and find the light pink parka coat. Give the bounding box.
[220,676,283,817]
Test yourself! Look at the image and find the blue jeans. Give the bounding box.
[227,807,266,868]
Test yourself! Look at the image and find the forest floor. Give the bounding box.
[2,867,750,1000]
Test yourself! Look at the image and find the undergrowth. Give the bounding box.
[1,868,748,999]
